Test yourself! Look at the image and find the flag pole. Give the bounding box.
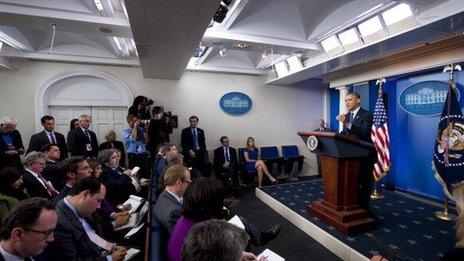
[371,181,385,199]
[434,64,461,221]
[435,196,456,221]
[371,78,387,200]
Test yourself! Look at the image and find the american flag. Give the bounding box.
[371,91,391,181]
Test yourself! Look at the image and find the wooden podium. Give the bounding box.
[298,131,375,234]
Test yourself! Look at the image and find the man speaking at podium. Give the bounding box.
[336,92,374,210]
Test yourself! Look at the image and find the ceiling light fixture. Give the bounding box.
[93,0,105,11]
[232,42,250,49]
[261,50,268,60]
[213,3,229,23]
[219,48,227,57]
[97,27,113,34]
[120,0,129,19]
[381,3,413,26]
[113,36,122,51]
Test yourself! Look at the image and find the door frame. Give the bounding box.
[35,70,133,132]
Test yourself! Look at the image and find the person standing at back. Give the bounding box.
[67,114,99,158]
[181,115,207,176]
[27,115,68,160]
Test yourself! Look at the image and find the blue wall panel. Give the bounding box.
[329,88,340,132]
[330,68,464,200]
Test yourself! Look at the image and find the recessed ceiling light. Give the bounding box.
[97,27,113,34]
[232,42,250,49]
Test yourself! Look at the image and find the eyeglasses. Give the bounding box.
[22,227,54,239]
[181,179,192,184]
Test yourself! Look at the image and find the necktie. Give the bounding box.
[85,130,91,141]
[348,112,354,123]
[225,148,230,162]
[38,174,58,197]
[49,132,56,144]
[192,129,199,150]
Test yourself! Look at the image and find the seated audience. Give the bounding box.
[0,167,29,201]
[154,164,190,234]
[49,177,127,261]
[181,219,251,261]
[52,156,92,204]
[98,149,136,206]
[41,143,65,190]
[154,143,177,177]
[443,182,464,260]
[243,137,277,188]
[0,116,25,170]
[0,197,57,260]
[27,115,68,160]
[123,114,148,178]
[99,130,126,168]
[214,136,239,191]
[168,177,225,261]
[22,152,58,200]
[88,158,130,220]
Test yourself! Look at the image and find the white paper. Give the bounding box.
[121,195,144,214]
[257,249,285,261]
[123,248,141,261]
[131,167,140,176]
[124,223,144,239]
[228,215,245,230]
[116,202,149,231]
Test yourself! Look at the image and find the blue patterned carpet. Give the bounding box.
[260,180,455,261]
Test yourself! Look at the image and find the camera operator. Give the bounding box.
[128,95,152,121]
[148,106,172,157]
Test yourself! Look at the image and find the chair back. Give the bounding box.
[282,145,299,158]
[260,146,280,160]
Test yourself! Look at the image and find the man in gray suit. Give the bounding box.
[153,163,191,234]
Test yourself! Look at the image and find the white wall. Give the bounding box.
[0,60,327,175]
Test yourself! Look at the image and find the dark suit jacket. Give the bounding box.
[153,190,181,234]
[343,108,373,143]
[0,129,24,169]
[99,141,125,166]
[27,130,68,159]
[48,199,106,261]
[99,165,135,206]
[213,146,238,174]
[21,170,53,200]
[67,128,99,158]
[180,127,206,155]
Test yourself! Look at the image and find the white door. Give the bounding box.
[49,106,127,145]
[91,107,127,144]
[50,106,91,136]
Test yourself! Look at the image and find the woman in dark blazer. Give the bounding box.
[99,130,126,167]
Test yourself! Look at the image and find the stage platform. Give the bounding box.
[256,179,455,261]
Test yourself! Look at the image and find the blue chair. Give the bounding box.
[282,145,305,173]
[238,147,257,184]
[260,146,283,173]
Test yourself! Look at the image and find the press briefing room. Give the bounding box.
[0,0,464,260]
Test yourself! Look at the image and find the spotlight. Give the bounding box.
[213,4,228,23]
[219,48,227,57]
[222,0,232,6]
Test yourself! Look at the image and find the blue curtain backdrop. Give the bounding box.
[329,68,464,200]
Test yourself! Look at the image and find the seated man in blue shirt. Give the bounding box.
[49,177,127,261]
[123,114,148,179]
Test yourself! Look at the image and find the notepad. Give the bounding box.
[116,202,149,231]
[119,195,144,214]
[228,215,245,230]
[123,248,141,261]
[124,223,144,239]
[257,249,285,261]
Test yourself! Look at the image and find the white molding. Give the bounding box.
[35,70,134,132]
[255,187,368,261]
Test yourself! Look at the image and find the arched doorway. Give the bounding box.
[35,70,134,143]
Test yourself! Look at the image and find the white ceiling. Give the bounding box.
[0,0,462,82]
